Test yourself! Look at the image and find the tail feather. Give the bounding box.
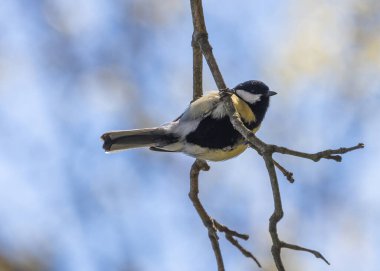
[101,128,169,152]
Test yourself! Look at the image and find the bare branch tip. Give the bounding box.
[213,220,250,240]
[315,252,331,265]
[273,159,295,183]
[287,174,295,183]
[225,235,262,268]
[281,241,330,266]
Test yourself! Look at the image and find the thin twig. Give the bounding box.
[189,159,225,271]
[273,160,294,183]
[190,0,205,98]
[225,234,262,268]
[281,241,330,265]
[248,134,295,183]
[263,153,285,271]
[190,0,203,100]
[222,94,363,161]
[273,143,364,162]
[213,220,249,240]
[213,220,262,267]
[190,0,226,90]
[192,38,203,100]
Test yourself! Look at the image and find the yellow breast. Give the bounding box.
[231,94,256,123]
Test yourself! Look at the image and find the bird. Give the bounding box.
[101,80,277,161]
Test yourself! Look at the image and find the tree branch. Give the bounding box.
[272,143,364,162]
[192,37,203,100]
[189,160,261,271]
[281,241,330,265]
[189,3,260,269]
[189,160,225,271]
[190,0,226,90]
[222,93,361,270]
[188,0,364,270]
[263,152,285,271]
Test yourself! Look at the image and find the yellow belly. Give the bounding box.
[196,144,248,161]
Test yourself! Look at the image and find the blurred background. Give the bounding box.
[0,0,379,270]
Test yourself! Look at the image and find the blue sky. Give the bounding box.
[0,1,379,270]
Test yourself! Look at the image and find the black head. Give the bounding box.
[233,80,276,105]
[232,80,276,127]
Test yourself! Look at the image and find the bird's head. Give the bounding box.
[232,80,277,105]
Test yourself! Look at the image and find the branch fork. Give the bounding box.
[188,0,364,270]
[189,160,262,270]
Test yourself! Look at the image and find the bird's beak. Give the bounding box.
[268,91,277,96]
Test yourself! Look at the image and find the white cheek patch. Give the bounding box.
[236,89,262,104]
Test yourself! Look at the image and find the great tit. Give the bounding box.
[101,80,276,161]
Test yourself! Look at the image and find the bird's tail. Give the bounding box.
[101,128,170,153]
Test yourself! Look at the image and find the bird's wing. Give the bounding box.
[180,91,221,121]
[163,91,222,138]
[179,91,256,122]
